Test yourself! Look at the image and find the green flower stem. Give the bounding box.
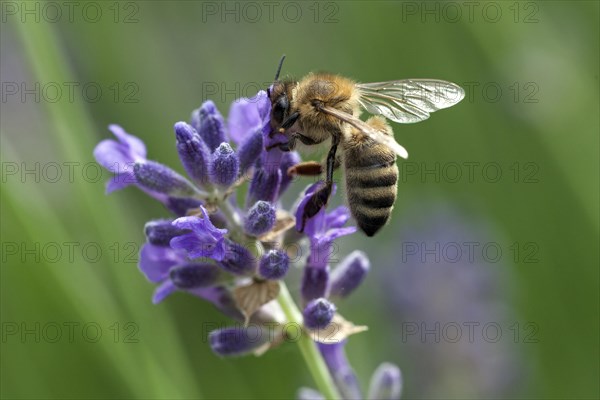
[277,282,341,400]
[213,192,339,399]
[210,193,339,398]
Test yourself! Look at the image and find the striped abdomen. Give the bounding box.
[344,134,398,237]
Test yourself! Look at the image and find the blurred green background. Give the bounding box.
[1,1,598,399]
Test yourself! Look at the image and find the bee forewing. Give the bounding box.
[357,79,465,124]
[319,105,409,159]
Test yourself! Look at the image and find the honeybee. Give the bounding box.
[266,56,464,236]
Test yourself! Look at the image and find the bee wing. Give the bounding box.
[356,79,465,124]
[319,105,408,159]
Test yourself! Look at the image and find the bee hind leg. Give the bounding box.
[287,161,322,176]
[299,134,340,232]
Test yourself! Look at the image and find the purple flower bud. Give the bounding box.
[191,100,226,151]
[244,201,276,236]
[319,342,362,400]
[134,161,196,197]
[237,129,264,175]
[138,243,184,283]
[301,266,329,303]
[210,142,239,186]
[174,121,211,185]
[144,219,188,246]
[335,367,362,400]
[303,298,336,330]
[278,151,301,196]
[209,325,269,357]
[329,251,370,299]
[247,168,281,206]
[169,263,221,289]
[259,249,289,280]
[367,363,402,400]
[218,239,257,275]
[296,388,324,400]
[165,197,203,217]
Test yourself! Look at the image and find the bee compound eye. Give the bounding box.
[272,95,289,123]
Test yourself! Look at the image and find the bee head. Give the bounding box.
[268,81,290,127]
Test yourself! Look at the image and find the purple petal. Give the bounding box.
[227,92,267,144]
[367,363,403,400]
[109,124,146,158]
[324,206,351,229]
[295,182,325,234]
[172,215,204,231]
[199,206,228,237]
[318,342,362,400]
[152,280,177,304]
[169,233,203,256]
[105,172,135,193]
[318,226,357,245]
[170,208,228,261]
[254,90,270,121]
[93,139,136,171]
[139,243,183,283]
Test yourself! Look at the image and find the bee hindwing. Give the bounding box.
[318,105,409,159]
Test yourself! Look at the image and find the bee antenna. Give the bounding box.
[274,55,286,81]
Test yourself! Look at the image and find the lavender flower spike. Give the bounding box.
[170,207,228,260]
[244,201,276,236]
[191,100,227,151]
[174,121,211,185]
[259,249,289,280]
[210,142,239,186]
[134,160,197,197]
[329,250,370,299]
[209,325,270,357]
[303,298,336,330]
[367,363,403,400]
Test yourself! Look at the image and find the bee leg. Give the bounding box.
[287,161,322,176]
[299,135,340,232]
[267,132,317,152]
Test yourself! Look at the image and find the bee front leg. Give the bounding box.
[299,134,340,232]
[266,132,318,152]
